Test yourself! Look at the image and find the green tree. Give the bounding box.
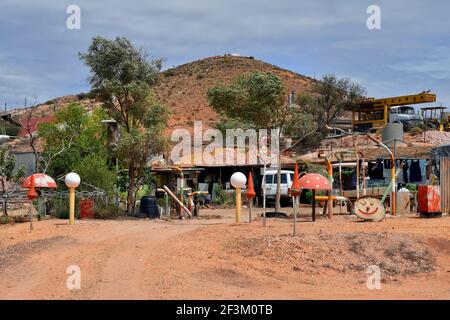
[38,104,116,216]
[297,74,365,145]
[80,37,169,213]
[0,145,25,216]
[73,154,115,195]
[38,103,109,177]
[207,72,316,211]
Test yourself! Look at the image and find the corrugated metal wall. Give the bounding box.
[441,157,450,214]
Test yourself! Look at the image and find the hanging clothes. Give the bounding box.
[426,160,431,181]
[368,159,384,180]
[402,160,409,183]
[383,159,392,184]
[368,161,377,179]
[409,159,422,183]
[419,160,426,183]
[397,159,404,184]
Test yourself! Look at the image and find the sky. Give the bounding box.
[1,0,449,110]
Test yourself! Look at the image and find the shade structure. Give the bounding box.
[299,173,332,190]
[22,173,57,188]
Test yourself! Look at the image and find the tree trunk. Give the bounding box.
[133,166,143,215]
[127,161,136,214]
[275,152,282,212]
[1,180,7,216]
[2,198,7,217]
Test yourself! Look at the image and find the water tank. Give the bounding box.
[381,123,403,144]
[140,196,159,218]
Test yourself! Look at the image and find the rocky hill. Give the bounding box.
[153,55,317,131]
[9,55,317,135]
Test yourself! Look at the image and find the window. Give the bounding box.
[273,174,287,184]
[265,175,273,184]
[290,173,294,182]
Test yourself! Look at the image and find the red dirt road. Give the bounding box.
[0,210,449,300]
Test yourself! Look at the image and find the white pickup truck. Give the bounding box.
[261,170,295,202]
[389,106,424,130]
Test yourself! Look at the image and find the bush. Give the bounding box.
[212,184,225,205]
[13,215,26,223]
[165,69,176,77]
[0,215,14,225]
[93,203,125,219]
[410,126,424,136]
[73,154,115,195]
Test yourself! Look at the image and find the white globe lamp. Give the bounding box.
[65,172,81,225]
[230,172,247,223]
[65,172,81,188]
[230,172,247,189]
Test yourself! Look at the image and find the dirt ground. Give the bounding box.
[0,208,449,300]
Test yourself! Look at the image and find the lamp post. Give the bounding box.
[65,172,81,225]
[257,153,269,227]
[230,172,247,223]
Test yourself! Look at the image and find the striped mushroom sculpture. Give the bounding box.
[22,173,57,231]
[298,173,332,222]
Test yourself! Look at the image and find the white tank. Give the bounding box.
[381,123,404,144]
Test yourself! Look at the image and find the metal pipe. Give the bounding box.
[326,158,333,219]
[358,151,366,196]
[367,135,396,216]
[292,195,297,236]
[353,135,360,198]
[312,189,316,222]
[163,185,191,217]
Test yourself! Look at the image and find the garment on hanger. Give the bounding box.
[426,160,431,181]
[368,161,380,180]
[369,158,384,180]
[419,160,426,183]
[397,159,404,183]
[383,161,391,184]
[409,159,422,183]
[402,160,409,183]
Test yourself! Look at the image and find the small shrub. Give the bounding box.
[13,215,26,224]
[410,126,424,136]
[212,184,225,205]
[93,203,125,219]
[196,73,205,80]
[0,215,14,225]
[165,69,176,77]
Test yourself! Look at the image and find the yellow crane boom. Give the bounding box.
[359,91,436,108]
[352,91,437,131]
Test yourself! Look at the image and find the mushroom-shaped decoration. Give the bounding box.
[290,163,301,197]
[299,173,331,222]
[246,172,256,200]
[22,174,56,232]
[290,163,301,236]
[27,175,38,200]
[22,173,57,188]
[246,172,256,223]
